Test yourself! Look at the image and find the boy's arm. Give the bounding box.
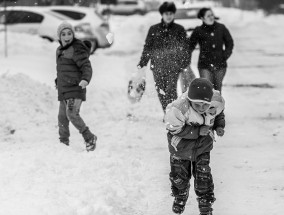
[213,111,225,136]
[213,110,225,130]
[211,90,226,130]
[73,43,92,83]
[165,106,200,139]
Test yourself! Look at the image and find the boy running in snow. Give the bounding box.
[55,21,97,151]
[164,78,225,214]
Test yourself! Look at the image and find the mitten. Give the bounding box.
[79,80,89,89]
[215,127,225,137]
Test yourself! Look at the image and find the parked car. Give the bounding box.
[99,0,147,15]
[0,6,69,40]
[174,6,203,38]
[47,6,112,53]
[0,6,112,54]
[272,4,284,14]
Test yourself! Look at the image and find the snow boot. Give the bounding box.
[60,140,69,146]
[200,212,212,215]
[172,197,187,214]
[85,135,97,151]
[172,188,189,214]
[198,197,214,215]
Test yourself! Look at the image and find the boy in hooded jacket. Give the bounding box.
[55,21,97,151]
[164,78,225,215]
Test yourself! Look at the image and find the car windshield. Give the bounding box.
[118,1,138,5]
[45,11,70,20]
[51,10,86,20]
[175,8,199,20]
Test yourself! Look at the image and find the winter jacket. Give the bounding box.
[188,21,234,70]
[138,20,190,74]
[56,38,92,101]
[164,90,225,161]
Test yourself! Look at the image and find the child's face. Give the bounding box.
[60,29,74,47]
[191,101,210,114]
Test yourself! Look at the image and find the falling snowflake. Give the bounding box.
[159,89,165,95]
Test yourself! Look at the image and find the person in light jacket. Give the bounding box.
[164,78,225,214]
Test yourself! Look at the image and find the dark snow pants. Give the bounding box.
[199,68,226,92]
[169,152,215,214]
[152,70,180,111]
[58,98,94,144]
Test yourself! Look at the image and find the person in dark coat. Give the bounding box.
[187,7,234,92]
[137,1,190,112]
[55,21,96,151]
[164,78,225,215]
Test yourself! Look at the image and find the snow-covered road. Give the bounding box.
[1,7,284,215]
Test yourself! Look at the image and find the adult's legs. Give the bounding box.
[179,67,196,93]
[153,71,179,112]
[164,73,179,105]
[199,69,214,84]
[212,68,226,92]
[200,68,227,92]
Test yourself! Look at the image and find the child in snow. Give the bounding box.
[164,78,225,214]
[55,21,97,151]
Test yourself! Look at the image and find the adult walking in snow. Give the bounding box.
[137,1,191,112]
[187,7,234,92]
[55,21,97,151]
[164,78,225,215]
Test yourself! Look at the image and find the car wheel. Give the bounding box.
[135,10,146,15]
[90,40,98,54]
[102,9,111,16]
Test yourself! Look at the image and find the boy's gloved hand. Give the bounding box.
[79,80,89,89]
[199,125,210,136]
[215,127,225,137]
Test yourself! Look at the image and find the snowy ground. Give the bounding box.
[1,7,284,215]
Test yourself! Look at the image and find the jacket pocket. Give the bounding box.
[199,134,214,147]
[62,76,80,87]
[222,51,229,61]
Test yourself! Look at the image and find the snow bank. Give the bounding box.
[0,73,56,145]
